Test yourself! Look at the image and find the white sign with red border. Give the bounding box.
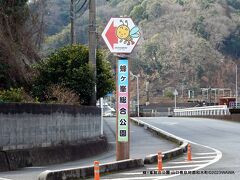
[101,18,140,54]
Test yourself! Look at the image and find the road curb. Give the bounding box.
[38,159,144,180]
[38,118,187,179]
[130,118,188,164]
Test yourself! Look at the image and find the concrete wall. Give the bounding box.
[38,159,144,180]
[0,103,101,151]
[0,137,108,171]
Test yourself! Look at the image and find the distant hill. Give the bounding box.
[42,0,240,100]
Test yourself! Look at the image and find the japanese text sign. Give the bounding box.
[117,59,129,142]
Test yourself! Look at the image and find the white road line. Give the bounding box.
[188,156,216,160]
[25,166,44,169]
[160,122,178,126]
[0,178,12,180]
[120,172,144,175]
[169,160,210,164]
[102,175,177,180]
[148,164,202,170]
[190,144,222,171]
[118,118,223,180]
[194,152,216,155]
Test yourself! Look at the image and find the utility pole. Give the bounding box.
[130,72,140,117]
[70,0,76,45]
[136,75,139,117]
[209,87,212,105]
[174,89,178,109]
[236,64,238,108]
[146,81,149,106]
[89,0,97,106]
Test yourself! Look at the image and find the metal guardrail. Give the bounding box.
[174,105,230,116]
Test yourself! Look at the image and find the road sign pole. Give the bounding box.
[174,89,178,109]
[174,95,177,109]
[101,17,140,161]
[116,58,130,160]
[100,97,103,135]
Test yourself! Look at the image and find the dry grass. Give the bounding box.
[47,85,80,105]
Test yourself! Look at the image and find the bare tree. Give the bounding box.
[0,0,45,88]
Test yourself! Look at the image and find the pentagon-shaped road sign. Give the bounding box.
[101,17,140,54]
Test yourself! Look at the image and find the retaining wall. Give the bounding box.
[0,103,106,171]
[0,103,101,150]
[0,137,108,171]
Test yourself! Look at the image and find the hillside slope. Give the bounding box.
[43,0,240,99]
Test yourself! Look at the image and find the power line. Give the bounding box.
[76,0,81,5]
[76,0,88,14]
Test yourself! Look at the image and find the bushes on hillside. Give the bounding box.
[47,85,80,105]
[32,44,115,105]
[0,88,35,103]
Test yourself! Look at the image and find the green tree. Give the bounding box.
[32,45,115,105]
[192,16,209,39]
[165,90,174,100]
[222,27,240,58]
[145,0,162,19]
[96,51,115,100]
[130,4,146,23]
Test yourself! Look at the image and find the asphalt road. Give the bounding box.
[102,117,240,180]
[150,117,240,180]
[0,117,176,180]
[1,117,239,180]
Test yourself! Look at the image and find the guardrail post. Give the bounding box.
[224,109,227,115]
[94,161,100,180]
[158,152,163,171]
[187,144,191,161]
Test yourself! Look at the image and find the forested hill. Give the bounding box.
[44,0,240,96]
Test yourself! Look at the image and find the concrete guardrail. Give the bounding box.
[38,159,144,180]
[130,117,188,164]
[38,117,189,179]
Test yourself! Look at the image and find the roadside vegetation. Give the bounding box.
[0,0,115,105]
[1,0,240,104]
[42,0,240,100]
[32,45,114,105]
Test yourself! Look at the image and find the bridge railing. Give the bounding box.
[229,102,240,109]
[174,105,230,117]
